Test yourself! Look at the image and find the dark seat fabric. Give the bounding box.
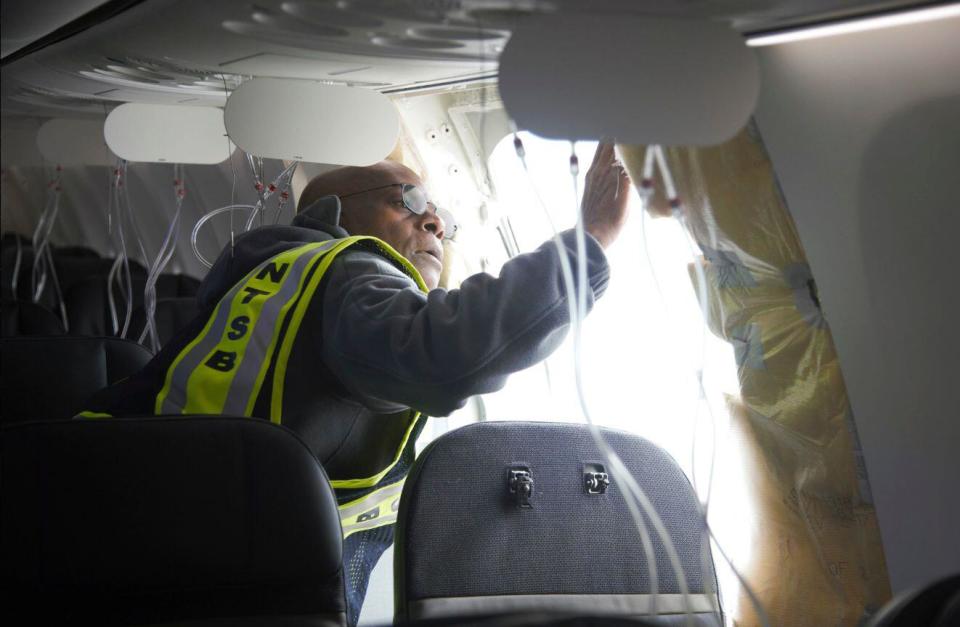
[130,296,201,349]
[1,245,41,304]
[54,256,128,296]
[867,574,960,627]
[64,269,199,338]
[0,336,152,423]
[395,422,721,625]
[53,245,100,259]
[65,273,147,336]
[1,245,115,305]
[0,300,65,336]
[0,417,346,626]
[157,272,202,298]
[0,232,30,251]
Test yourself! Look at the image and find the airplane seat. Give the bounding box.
[395,422,722,625]
[0,300,65,336]
[1,246,110,309]
[157,272,202,298]
[1,245,39,304]
[65,273,147,336]
[0,417,347,626]
[130,296,202,348]
[866,574,960,626]
[53,245,100,259]
[0,336,152,424]
[0,232,31,251]
[53,256,125,295]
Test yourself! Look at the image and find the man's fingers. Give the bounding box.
[590,142,615,168]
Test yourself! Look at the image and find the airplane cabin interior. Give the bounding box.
[1,1,958,626]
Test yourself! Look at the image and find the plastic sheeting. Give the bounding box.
[621,123,891,626]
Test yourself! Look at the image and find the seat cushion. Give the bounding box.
[0,417,346,625]
[0,300,65,336]
[0,335,152,422]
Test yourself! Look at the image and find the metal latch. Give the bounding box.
[508,465,534,509]
[584,463,610,495]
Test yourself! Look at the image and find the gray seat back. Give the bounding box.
[395,422,721,625]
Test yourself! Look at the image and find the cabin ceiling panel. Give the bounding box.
[1,0,927,118]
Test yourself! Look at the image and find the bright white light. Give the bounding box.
[479,132,752,616]
[746,3,960,46]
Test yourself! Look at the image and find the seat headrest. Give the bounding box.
[0,335,152,423]
[0,300,65,337]
[156,273,202,298]
[65,274,147,336]
[0,417,346,625]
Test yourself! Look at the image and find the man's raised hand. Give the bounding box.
[581,142,631,249]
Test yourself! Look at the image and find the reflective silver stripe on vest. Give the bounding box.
[339,479,405,539]
[159,241,335,415]
[160,277,249,414]
[221,243,333,416]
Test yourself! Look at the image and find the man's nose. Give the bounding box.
[420,207,445,240]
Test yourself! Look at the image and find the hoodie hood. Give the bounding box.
[197,195,350,308]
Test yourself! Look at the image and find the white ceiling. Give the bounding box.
[1,0,926,119]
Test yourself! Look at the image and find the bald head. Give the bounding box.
[296,160,446,289]
[297,161,422,213]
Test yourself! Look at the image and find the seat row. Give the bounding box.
[1,239,200,346]
[0,337,954,626]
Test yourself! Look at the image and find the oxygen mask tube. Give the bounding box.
[640,145,771,627]
[123,160,150,273]
[30,167,59,300]
[106,161,135,338]
[105,163,119,334]
[573,142,701,626]
[192,153,257,268]
[242,159,299,231]
[11,236,23,297]
[246,153,267,229]
[191,158,300,268]
[641,145,720,618]
[139,165,186,351]
[240,155,299,231]
[647,146,716,506]
[117,161,137,338]
[272,163,298,224]
[512,134,688,624]
[29,167,69,330]
[29,189,51,302]
[191,203,255,269]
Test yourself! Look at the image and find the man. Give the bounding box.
[81,142,630,624]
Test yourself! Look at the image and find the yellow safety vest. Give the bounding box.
[87,236,428,538]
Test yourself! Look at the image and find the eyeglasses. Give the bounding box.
[340,183,459,240]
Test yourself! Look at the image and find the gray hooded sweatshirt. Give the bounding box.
[83,197,610,484]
